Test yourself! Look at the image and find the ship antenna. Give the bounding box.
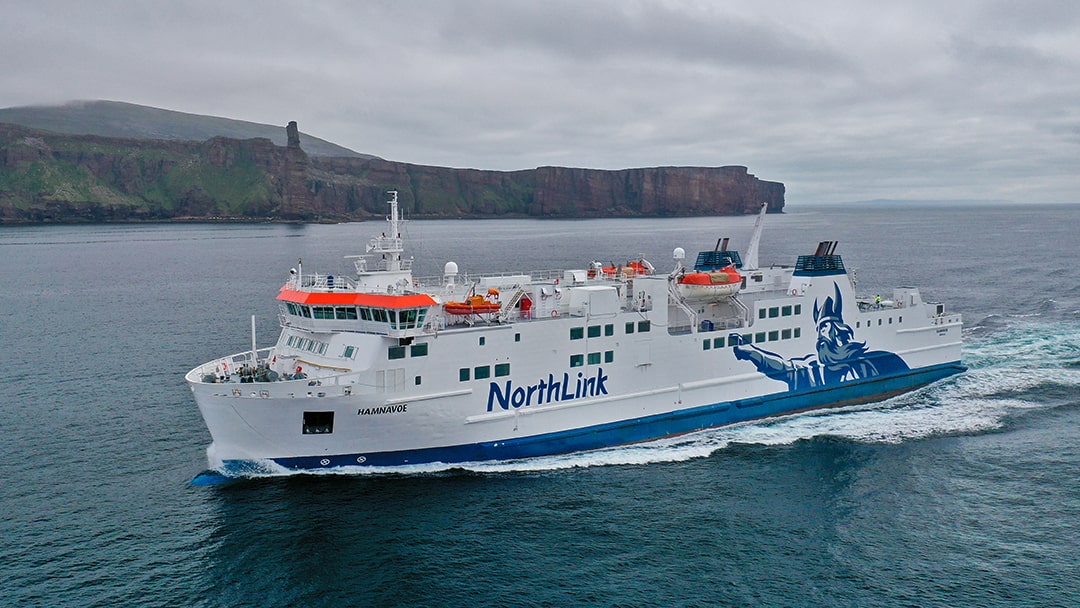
[744,202,768,271]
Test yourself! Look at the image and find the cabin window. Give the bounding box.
[302,411,334,435]
[570,354,584,368]
[604,351,614,363]
[411,343,428,357]
[570,327,584,340]
[388,346,406,360]
[638,320,651,332]
[758,309,767,320]
[703,340,711,351]
[625,322,635,334]
[588,352,601,365]
[768,330,779,342]
[459,368,470,382]
[605,324,614,336]
[713,338,724,349]
[399,309,419,329]
[769,307,780,318]
[794,328,801,338]
[878,319,883,326]
[794,304,802,315]
[415,376,422,386]
[889,317,893,324]
[899,316,903,323]
[479,337,486,346]
[782,329,792,340]
[588,325,601,338]
[474,365,491,380]
[782,305,792,316]
[495,363,511,377]
[515,333,521,342]
[755,332,767,343]
[342,346,356,359]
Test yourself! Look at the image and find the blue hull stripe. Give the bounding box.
[223,362,965,474]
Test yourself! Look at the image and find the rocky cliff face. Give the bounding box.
[0,122,784,223]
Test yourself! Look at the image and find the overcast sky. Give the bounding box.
[3,0,1078,203]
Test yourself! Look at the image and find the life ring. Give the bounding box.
[790,288,798,296]
[551,310,560,318]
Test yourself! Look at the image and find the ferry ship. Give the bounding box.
[186,192,964,476]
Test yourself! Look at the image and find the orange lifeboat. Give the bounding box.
[676,266,742,300]
[444,294,501,315]
[588,259,655,279]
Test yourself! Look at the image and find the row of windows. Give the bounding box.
[285,303,428,330]
[459,363,511,382]
[703,327,802,350]
[569,320,650,340]
[388,342,429,360]
[857,316,901,328]
[570,351,615,367]
[757,304,803,320]
[286,334,328,355]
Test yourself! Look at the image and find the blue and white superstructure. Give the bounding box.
[186,193,965,476]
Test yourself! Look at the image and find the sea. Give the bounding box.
[2,202,1078,608]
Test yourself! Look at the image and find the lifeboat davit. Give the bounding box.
[444,293,501,315]
[676,266,742,300]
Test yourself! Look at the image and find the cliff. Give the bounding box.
[0,122,784,223]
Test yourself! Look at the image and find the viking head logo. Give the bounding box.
[814,283,867,365]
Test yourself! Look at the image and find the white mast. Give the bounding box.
[366,190,405,272]
[744,202,768,271]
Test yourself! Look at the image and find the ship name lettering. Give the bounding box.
[357,404,408,416]
[487,368,609,412]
